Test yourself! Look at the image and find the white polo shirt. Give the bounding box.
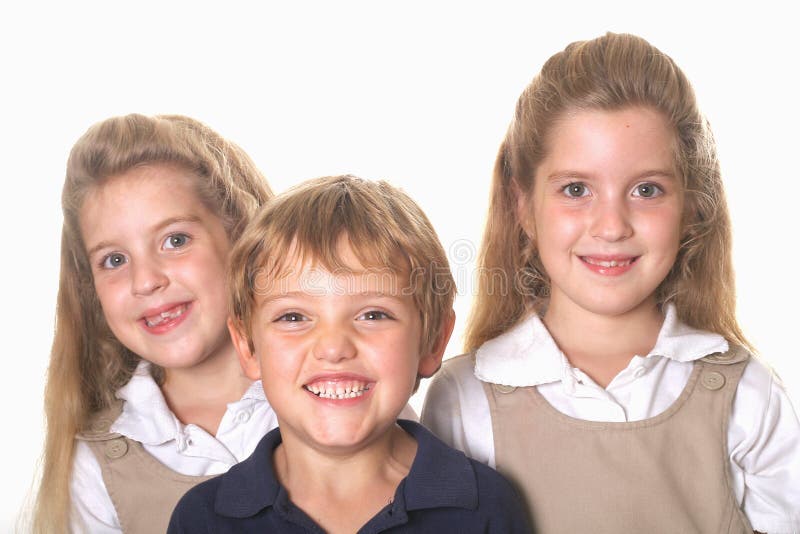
[421,305,800,534]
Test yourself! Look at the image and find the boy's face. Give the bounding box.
[230,241,451,455]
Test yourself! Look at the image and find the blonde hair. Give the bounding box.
[465,32,749,352]
[229,174,456,356]
[32,114,272,533]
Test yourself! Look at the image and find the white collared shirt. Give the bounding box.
[421,305,800,534]
[69,362,279,533]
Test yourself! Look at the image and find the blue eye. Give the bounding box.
[359,310,391,321]
[562,182,589,198]
[633,183,663,198]
[163,233,191,250]
[276,312,308,323]
[101,253,127,269]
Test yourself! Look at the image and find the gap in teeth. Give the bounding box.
[145,304,187,327]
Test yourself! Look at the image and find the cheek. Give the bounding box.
[535,204,584,255]
[189,252,228,283]
[257,335,308,375]
[93,278,124,314]
[375,336,422,381]
[642,208,683,258]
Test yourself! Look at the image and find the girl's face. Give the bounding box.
[80,164,234,371]
[526,106,683,320]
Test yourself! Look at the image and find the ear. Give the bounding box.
[512,178,535,240]
[227,317,262,381]
[417,309,456,378]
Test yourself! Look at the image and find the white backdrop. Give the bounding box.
[2,1,798,530]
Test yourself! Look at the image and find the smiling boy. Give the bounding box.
[168,175,530,533]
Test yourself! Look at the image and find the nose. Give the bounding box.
[131,259,169,296]
[312,325,357,363]
[589,197,633,242]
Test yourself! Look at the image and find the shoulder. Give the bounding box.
[423,353,480,415]
[469,458,526,508]
[463,458,531,532]
[469,458,519,500]
[472,459,531,532]
[421,354,495,464]
[168,476,222,534]
[426,353,482,401]
[175,474,222,509]
[436,353,478,382]
[76,401,124,441]
[729,351,798,440]
[399,421,529,531]
[732,352,782,415]
[423,352,485,415]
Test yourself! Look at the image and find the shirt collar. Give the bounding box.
[111,361,181,445]
[111,361,267,446]
[648,304,729,362]
[475,303,729,387]
[214,420,478,519]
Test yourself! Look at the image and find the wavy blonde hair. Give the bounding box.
[228,175,456,357]
[31,114,272,533]
[465,32,749,352]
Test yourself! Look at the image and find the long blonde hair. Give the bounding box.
[465,32,749,352]
[32,114,272,533]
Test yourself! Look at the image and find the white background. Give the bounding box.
[2,1,798,530]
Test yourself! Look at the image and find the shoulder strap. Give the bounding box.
[700,344,750,366]
[76,400,124,441]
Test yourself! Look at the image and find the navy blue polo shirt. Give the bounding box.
[168,419,530,533]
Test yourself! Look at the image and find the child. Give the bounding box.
[421,33,800,533]
[168,175,530,533]
[33,114,278,533]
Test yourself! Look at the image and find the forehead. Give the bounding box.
[79,164,218,246]
[541,106,677,174]
[252,244,412,304]
[82,164,203,214]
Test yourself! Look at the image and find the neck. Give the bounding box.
[275,423,417,533]
[543,296,664,388]
[160,341,251,435]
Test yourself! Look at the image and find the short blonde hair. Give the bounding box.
[229,175,455,355]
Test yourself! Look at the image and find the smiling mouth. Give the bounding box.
[303,380,372,400]
[144,304,188,327]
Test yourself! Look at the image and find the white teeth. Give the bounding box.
[145,305,186,327]
[304,382,371,399]
[584,257,633,268]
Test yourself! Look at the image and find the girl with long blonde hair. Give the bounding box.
[32,114,276,533]
[422,33,799,533]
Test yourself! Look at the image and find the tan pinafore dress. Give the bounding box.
[481,346,753,533]
[77,402,214,533]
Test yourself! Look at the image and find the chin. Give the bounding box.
[578,295,654,318]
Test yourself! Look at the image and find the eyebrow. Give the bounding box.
[546,169,677,182]
[257,290,407,305]
[85,215,203,258]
